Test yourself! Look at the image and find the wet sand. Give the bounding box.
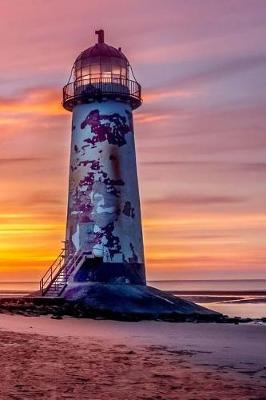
[0,315,265,399]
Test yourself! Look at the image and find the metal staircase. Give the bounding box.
[40,249,91,297]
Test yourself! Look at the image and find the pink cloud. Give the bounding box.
[0,1,266,279]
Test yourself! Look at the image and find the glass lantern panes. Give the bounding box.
[74,56,128,83]
[101,58,112,80]
[90,63,101,77]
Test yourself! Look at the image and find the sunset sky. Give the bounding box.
[1,0,266,282]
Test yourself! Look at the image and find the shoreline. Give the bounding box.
[0,296,265,323]
[1,289,266,302]
[0,314,265,399]
[169,290,266,296]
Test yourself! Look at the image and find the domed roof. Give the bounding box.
[75,30,128,63]
[63,30,142,112]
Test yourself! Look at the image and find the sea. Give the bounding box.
[150,279,266,319]
[0,280,266,319]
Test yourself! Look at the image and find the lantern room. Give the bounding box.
[63,30,142,111]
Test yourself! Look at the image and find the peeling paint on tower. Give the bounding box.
[58,28,146,286]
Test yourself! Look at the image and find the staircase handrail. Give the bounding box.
[40,249,83,295]
[40,249,65,294]
[55,250,85,296]
[40,249,93,296]
[41,250,64,280]
[64,251,83,279]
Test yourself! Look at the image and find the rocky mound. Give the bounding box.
[62,283,221,320]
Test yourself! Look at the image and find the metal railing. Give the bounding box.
[63,77,142,111]
[39,249,90,296]
[39,249,65,295]
[62,251,83,282]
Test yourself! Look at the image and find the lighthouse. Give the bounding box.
[39,30,218,320]
[40,30,146,296]
[64,29,146,284]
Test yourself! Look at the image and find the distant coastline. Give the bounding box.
[0,279,265,318]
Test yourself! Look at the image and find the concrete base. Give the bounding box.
[62,283,220,318]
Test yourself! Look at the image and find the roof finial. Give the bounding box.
[95,29,104,44]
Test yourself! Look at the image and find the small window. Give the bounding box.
[101,62,111,73]
[90,64,101,76]
[81,66,90,78]
[121,67,127,79]
[112,63,121,76]
[75,67,82,80]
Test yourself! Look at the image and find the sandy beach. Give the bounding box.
[0,315,265,399]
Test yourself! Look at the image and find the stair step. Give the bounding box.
[40,250,89,296]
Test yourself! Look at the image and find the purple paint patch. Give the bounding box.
[102,222,122,258]
[123,201,135,218]
[81,109,131,147]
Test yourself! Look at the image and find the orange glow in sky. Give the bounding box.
[0,1,266,282]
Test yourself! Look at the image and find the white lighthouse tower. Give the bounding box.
[40,30,146,296]
[39,30,218,320]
